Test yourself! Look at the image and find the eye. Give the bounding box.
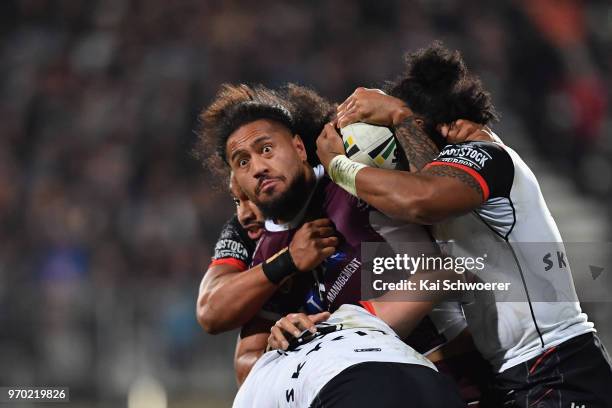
[262,145,272,154]
[238,158,249,167]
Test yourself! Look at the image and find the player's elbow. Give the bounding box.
[197,308,216,334]
[407,203,444,225]
[197,296,225,335]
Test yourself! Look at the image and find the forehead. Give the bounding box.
[226,119,292,157]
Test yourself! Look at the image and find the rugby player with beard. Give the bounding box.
[316,42,612,406]
[197,85,341,383]
[199,83,494,403]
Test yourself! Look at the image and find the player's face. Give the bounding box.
[230,179,264,240]
[226,119,309,220]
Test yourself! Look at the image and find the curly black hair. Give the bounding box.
[385,41,498,146]
[194,83,334,186]
[281,83,335,168]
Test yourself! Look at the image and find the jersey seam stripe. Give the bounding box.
[209,257,247,271]
[507,236,545,349]
[472,210,546,349]
[425,162,490,201]
[505,199,517,241]
[502,197,545,348]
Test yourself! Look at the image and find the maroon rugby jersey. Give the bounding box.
[251,172,381,308]
[251,168,447,355]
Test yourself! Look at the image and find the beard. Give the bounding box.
[255,169,312,222]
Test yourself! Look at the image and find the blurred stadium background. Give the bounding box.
[0,0,610,407]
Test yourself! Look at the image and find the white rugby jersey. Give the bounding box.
[368,211,468,347]
[233,304,436,408]
[427,140,594,372]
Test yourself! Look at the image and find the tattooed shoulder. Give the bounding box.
[423,165,484,200]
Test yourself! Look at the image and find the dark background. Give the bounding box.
[0,0,610,406]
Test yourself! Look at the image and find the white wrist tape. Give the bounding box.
[328,155,366,196]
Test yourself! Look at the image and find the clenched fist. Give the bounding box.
[316,123,345,172]
[289,218,339,272]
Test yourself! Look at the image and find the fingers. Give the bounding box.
[270,313,318,351]
[446,122,460,140]
[454,119,467,128]
[320,246,336,258]
[279,313,317,335]
[337,96,351,113]
[307,218,333,228]
[482,126,495,138]
[337,93,357,116]
[337,111,362,129]
[340,99,356,114]
[437,124,450,137]
[313,226,335,238]
[293,313,318,333]
[316,236,339,249]
[267,311,331,351]
[270,325,289,350]
[308,311,331,324]
[303,219,336,238]
[323,122,341,138]
[267,333,275,351]
[439,119,499,144]
[453,124,474,142]
[337,88,376,128]
[275,316,302,338]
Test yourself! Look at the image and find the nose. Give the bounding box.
[237,201,256,227]
[250,154,269,180]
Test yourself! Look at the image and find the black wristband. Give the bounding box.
[262,247,299,284]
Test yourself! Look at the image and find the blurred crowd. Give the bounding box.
[0,0,610,405]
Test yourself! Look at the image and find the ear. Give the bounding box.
[414,118,425,128]
[292,134,307,162]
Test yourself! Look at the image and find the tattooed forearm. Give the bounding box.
[423,165,483,200]
[395,117,439,171]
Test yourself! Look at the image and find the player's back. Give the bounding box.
[233,304,437,408]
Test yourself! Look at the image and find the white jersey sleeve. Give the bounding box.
[429,141,594,372]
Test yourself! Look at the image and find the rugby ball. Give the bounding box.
[340,123,398,169]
